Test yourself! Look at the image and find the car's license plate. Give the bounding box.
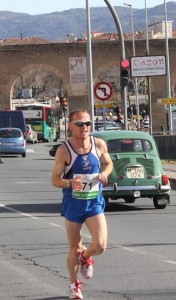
[127,167,144,178]
[5,142,15,146]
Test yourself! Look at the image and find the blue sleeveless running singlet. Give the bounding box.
[60,136,105,223]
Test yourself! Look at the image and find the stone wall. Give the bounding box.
[0,39,175,131]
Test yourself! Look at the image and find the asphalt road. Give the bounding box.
[0,142,176,300]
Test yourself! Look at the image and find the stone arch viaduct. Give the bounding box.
[0,38,176,132]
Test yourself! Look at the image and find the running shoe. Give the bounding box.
[79,249,94,279]
[69,280,83,299]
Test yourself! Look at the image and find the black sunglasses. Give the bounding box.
[71,121,92,127]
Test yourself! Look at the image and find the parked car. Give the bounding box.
[94,120,122,131]
[26,124,38,144]
[0,128,26,157]
[91,130,171,209]
[49,142,63,157]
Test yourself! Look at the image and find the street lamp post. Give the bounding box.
[164,0,173,134]
[104,0,128,129]
[123,3,140,129]
[86,0,95,131]
[86,0,128,129]
[145,0,152,134]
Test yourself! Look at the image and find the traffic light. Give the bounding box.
[62,97,68,111]
[120,59,129,88]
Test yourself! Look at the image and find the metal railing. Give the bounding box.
[153,133,176,160]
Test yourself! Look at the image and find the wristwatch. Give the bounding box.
[65,180,71,188]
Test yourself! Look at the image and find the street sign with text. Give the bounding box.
[130,55,166,77]
[159,98,176,104]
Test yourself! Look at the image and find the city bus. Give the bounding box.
[16,104,60,142]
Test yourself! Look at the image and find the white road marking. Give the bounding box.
[0,203,39,219]
[0,202,176,266]
[26,149,35,152]
[49,222,62,227]
[16,182,46,184]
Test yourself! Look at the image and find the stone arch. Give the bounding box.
[9,63,70,109]
[0,40,176,131]
[94,63,120,84]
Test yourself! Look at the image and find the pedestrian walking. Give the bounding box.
[51,108,113,299]
[143,115,150,131]
[129,117,137,130]
[108,111,114,121]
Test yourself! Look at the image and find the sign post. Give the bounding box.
[94,82,113,130]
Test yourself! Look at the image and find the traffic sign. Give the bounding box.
[159,98,176,104]
[95,103,113,109]
[94,82,113,101]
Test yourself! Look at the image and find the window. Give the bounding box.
[0,129,21,138]
[107,139,152,153]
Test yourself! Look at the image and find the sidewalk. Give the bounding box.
[162,162,176,189]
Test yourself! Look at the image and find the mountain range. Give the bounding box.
[0,2,176,42]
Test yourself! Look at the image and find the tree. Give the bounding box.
[12,66,66,100]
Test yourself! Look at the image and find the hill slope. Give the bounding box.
[0,2,175,41]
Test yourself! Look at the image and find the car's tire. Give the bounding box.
[22,152,26,158]
[124,197,136,204]
[153,196,166,209]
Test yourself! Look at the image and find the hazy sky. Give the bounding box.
[0,0,168,15]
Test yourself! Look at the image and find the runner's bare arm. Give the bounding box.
[51,144,85,190]
[95,138,113,183]
[51,144,71,188]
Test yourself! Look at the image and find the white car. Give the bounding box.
[26,124,38,144]
[94,121,122,131]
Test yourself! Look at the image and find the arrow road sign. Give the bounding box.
[94,82,113,101]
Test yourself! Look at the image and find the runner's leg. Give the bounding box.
[65,219,83,282]
[84,213,107,259]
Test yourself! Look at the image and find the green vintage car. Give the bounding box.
[92,130,171,209]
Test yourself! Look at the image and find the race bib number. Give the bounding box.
[72,173,100,200]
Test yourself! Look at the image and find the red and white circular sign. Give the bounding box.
[94,82,113,101]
